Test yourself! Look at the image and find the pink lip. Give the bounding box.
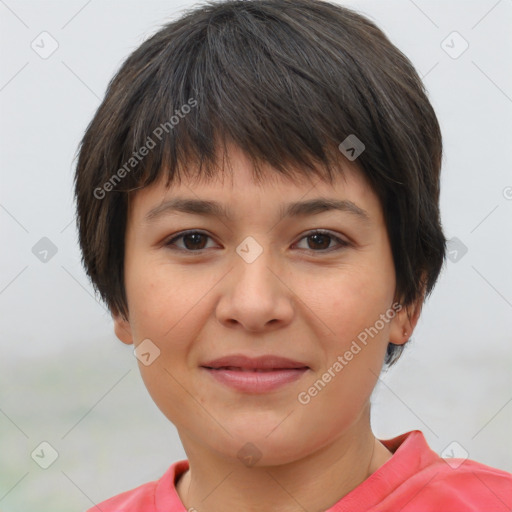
[200,354,310,393]
[201,354,309,370]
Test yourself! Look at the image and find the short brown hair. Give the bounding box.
[74,0,446,366]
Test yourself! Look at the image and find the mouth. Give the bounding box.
[203,366,307,372]
[200,354,310,393]
[201,354,309,371]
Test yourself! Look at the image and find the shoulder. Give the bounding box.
[85,460,188,512]
[389,455,512,511]
[85,479,158,511]
[374,431,512,511]
[419,458,512,506]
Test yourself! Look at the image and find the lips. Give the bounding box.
[201,354,309,371]
[200,354,310,393]
[211,367,286,373]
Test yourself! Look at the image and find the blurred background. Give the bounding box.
[1,0,511,510]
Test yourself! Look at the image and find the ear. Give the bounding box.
[388,295,424,346]
[112,309,134,345]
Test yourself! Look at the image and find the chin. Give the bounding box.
[207,425,312,466]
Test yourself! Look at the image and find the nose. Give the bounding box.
[215,242,294,333]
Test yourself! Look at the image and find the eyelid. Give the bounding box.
[164,229,216,251]
[294,229,350,252]
[164,229,350,253]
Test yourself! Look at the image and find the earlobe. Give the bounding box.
[112,311,134,345]
[389,297,423,346]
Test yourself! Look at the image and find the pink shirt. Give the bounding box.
[88,430,512,511]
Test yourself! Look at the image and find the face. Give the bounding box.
[114,144,417,465]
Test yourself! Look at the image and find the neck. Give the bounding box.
[175,408,392,512]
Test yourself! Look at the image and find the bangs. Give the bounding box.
[100,2,373,194]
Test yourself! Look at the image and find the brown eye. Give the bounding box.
[181,233,208,250]
[307,233,332,250]
[295,230,349,253]
[165,229,349,255]
[165,231,215,252]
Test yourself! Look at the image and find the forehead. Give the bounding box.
[128,143,381,222]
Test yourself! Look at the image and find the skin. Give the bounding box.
[114,143,422,512]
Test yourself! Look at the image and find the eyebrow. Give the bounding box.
[144,197,369,223]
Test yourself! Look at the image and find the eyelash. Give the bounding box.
[164,229,350,254]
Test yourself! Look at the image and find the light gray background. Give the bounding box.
[1,0,511,510]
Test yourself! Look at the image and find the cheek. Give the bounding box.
[125,260,213,423]
[295,269,393,423]
[125,257,218,359]
[311,264,395,342]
